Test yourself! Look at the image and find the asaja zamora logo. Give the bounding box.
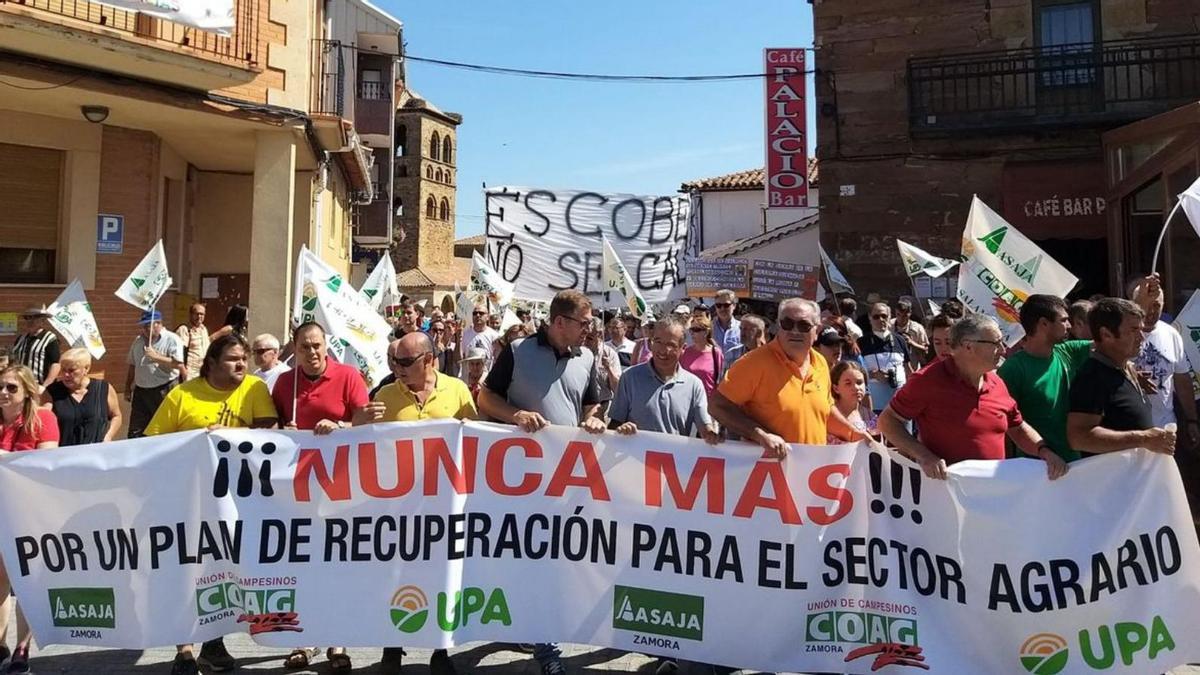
[390,585,511,633]
[612,585,703,641]
[1020,633,1069,675]
[48,587,116,629]
[1020,616,1175,672]
[977,226,1043,284]
[390,585,429,633]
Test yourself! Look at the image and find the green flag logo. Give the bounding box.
[131,278,146,289]
[363,288,378,300]
[978,227,1007,255]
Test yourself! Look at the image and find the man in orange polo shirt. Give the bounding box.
[710,297,858,457]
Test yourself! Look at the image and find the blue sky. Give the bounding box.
[375,1,815,237]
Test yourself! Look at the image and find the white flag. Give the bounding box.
[819,244,854,295]
[897,239,958,278]
[114,240,172,311]
[452,282,478,324]
[1180,176,1200,239]
[48,280,106,360]
[358,254,400,314]
[470,252,515,308]
[92,0,234,35]
[292,246,392,388]
[926,299,942,318]
[1172,290,1200,400]
[957,196,1079,345]
[601,235,648,320]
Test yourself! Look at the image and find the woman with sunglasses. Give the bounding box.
[44,347,122,446]
[680,314,724,395]
[0,365,59,672]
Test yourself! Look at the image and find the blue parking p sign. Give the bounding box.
[97,214,123,254]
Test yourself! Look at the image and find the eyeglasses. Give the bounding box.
[252,348,276,355]
[964,338,1004,349]
[561,315,590,326]
[1,383,20,394]
[778,317,816,333]
[430,327,445,333]
[389,352,429,368]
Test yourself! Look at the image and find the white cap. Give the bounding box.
[461,347,489,362]
[672,304,692,315]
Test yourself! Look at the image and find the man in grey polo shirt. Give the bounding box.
[477,289,605,675]
[610,315,720,443]
[124,309,185,438]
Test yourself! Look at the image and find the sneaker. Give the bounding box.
[197,639,236,672]
[170,655,199,675]
[539,655,568,675]
[380,647,405,674]
[655,659,680,675]
[430,649,458,675]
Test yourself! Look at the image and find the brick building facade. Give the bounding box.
[814,0,1200,302]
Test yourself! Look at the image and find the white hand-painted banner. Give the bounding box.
[483,187,690,305]
[0,423,1197,673]
[957,196,1079,345]
[93,0,235,35]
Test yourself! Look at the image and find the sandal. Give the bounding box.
[284,647,319,670]
[6,646,29,674]
[326,648,352,672]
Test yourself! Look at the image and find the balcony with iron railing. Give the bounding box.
[908,35,1200,135]
[0,0,260,69]
[311,38,344,117]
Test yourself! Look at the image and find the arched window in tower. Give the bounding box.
[442,137,453,165]
[394,196,403,217]
[395,125,407,156]
[439,198,450,221]
[430,132,441,161]
[425,166,433,180]
[435,168,443,183]
[446,170,453,185]
[426,196,436,218]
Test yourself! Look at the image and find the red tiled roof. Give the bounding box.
[397,257,471,289]
[680,158,818,191]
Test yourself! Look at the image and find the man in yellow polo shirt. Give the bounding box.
[358,330,472,675]
[710,297,858,457]
[144,334,276,675]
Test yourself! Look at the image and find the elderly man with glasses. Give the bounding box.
[460,304,500,378]
[711,289,742,357]
[250,333,289,390]
[877,314,1069,481]
[710,298,861,458]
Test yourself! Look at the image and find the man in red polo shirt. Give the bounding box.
[878,314,1069,481]
[271,322,370,433]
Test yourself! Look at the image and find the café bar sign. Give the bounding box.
[764,48,809,208]
[1001,161,1107,237]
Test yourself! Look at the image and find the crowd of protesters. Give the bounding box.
[0,270,1194,675]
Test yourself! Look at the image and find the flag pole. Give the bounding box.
[1150,198,1185,277]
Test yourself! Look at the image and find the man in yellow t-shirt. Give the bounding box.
[357,331,472,675]
[364,332,477,423]
[144,334,277,675]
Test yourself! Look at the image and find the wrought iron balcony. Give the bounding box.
[311,39,344,117]
[1,0,259,64]
[908,35,1200,134]
[357,80,388,100]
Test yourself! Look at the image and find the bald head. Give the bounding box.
[391,331,434,359]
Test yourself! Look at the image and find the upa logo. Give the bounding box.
[1020,616,1175,672]
[389,586,430,633]
[48,587,116,631]
[1019,633,1069,675]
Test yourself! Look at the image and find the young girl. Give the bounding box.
[828,360,877,444]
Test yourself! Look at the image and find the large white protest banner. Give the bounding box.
[292,246,391,387]
[484,187,689,305]
[93,0,235,34]
[1,422,1198,674]
[47,279,106,360]
[114,240,172,312]
[358,253,400,314]
[957,196,1079,345]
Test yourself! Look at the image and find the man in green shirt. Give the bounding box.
[999,294,1092,462]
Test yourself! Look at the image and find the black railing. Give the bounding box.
[357,80,388,100]
[311,39,344,117]
[1,0,259,64]
[908,35,1200,134]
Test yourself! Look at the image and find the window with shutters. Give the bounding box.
[0,143,63,284]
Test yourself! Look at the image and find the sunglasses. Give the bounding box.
[714,302,732,309]
[689,327,707,333]
[778,317,816,333]
[872,314,889,320]
[1,383,20,394]
[389,352,429,368]
[472,311,487,316]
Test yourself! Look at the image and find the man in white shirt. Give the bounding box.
[250,333,290,390]
[460,304,499,377]
[605,315,635,370]
[1130,275,1199,442]
[124,310,185,438]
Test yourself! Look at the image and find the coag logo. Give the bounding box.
[48,587,116,629]
[196,583,295,620]
[212,439,276,498]
[1019,633,1069,675]
[1020,616,1175,672]
[806,611,918,647]
[390,585,429,633]
[390,585,511,633]
[612,585,703,641]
